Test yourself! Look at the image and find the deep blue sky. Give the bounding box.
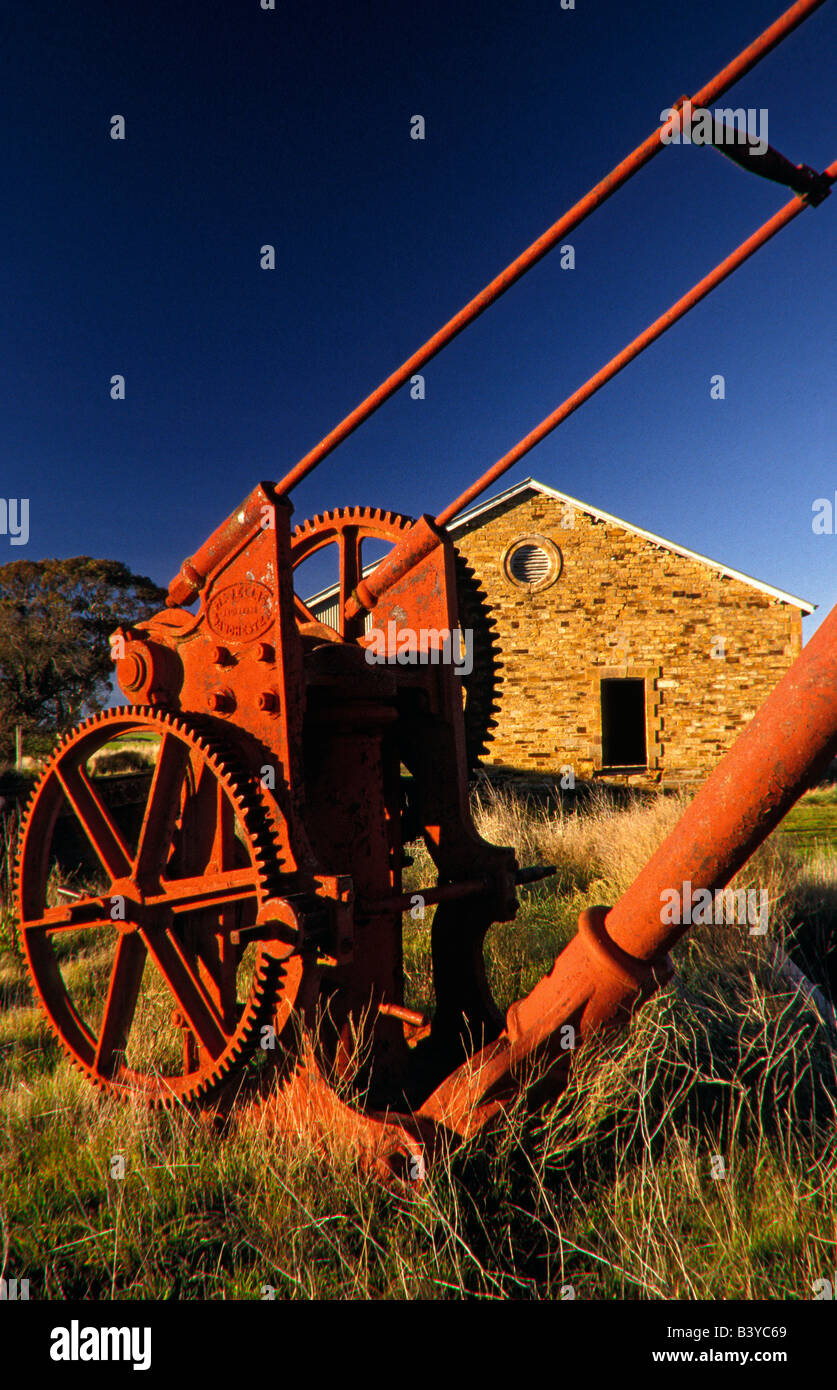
[4,0,836,633]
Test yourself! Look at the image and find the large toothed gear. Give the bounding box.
[291,506,502,769]
[450,548,503,766]
[15,707,301,1105]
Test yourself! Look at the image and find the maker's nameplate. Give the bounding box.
[206,581,273,642]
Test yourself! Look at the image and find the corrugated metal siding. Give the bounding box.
[308,597,373,634]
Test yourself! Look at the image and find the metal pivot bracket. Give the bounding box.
[710,123,833,205]
[577,906,674,1004]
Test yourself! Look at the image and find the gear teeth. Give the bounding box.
[15,707,296,1109]
[292,505,415,550]
[288,509,501,768]
[451,547,503,769]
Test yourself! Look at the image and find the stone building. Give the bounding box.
[446,478,812,785]
[305,478,813,787]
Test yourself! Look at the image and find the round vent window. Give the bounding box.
[509,544,550,584]
[503,535,562,591]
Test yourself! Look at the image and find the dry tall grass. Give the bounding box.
[1,785,837,1299]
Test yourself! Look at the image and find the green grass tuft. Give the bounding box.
[2,788,837,1299]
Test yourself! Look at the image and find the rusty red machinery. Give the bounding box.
[14,0,837,1174]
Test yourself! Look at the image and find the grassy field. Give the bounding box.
[1,785,837,1300]
[779,785,837,854]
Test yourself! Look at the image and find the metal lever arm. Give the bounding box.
[711,123,832,204]
[273,0,828,501]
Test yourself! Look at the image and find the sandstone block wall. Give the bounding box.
[453,491,803,784]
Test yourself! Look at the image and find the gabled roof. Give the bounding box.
[448,478,815,614]
[304,477,814,614]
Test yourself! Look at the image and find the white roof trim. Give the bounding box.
[304,477,815,614]
[447,478,815,614]
[304,582,347,608]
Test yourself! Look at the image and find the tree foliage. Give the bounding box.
[0,558,167,761]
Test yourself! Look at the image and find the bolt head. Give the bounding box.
[258,690,279,712]
[208,689,234,714]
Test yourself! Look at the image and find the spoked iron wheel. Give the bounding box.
[16,708,300,1104]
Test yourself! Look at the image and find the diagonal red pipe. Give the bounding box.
[342,162,833,623]
[421,591,837,1136]
[274,0,828,501]
[437,160,835,525]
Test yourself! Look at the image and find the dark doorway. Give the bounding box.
[600,679,647,768]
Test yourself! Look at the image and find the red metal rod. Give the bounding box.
[505,584,837,1049]
[437,162,836,527]
[423,589,837,1135]
[360,878,487,916]
[606,605,837,966]
[168,482,275,606]
[274,0,827,500]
